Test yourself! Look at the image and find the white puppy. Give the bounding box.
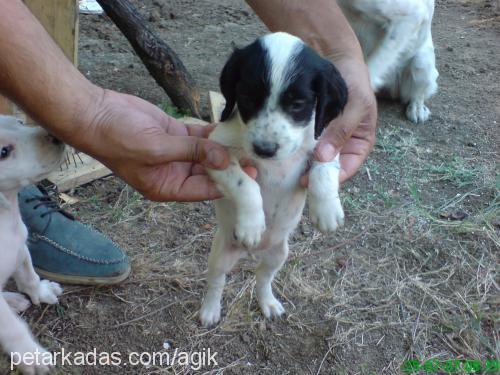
[0,115,65,374]
[200,33,347,327]
[338,0,439,123]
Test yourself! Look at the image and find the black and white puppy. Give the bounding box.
[200,32,347,326]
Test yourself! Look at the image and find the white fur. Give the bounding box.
[200,34,345,326]
[0,115,65,374]
[338,0,439,123]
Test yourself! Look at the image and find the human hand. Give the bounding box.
[313,55,377,183]
[75,89,255,201]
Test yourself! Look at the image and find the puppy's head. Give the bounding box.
[220,32,347,160]
[0,116,65,192]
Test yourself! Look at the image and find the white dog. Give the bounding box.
[338,0,439,123]
[0,115,65,374]
[200,32,347,327]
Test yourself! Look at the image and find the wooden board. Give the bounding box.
[179,116,208,126]
[23,0,79,63]
[46,153,111,192]
[209,91,226,123]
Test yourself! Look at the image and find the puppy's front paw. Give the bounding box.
[3,292,31,313]
[233,210,266,248]
[199,299,221,328]
[309,196,344,234]
[406,101,430,123]
[35,280,62,305]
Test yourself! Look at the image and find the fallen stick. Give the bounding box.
[96,0,201,117]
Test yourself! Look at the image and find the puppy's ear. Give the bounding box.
[313,60,348,138]
[0,192,10,210]
[219,48,243,121]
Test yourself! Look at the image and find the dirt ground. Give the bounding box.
[2,0,499,374]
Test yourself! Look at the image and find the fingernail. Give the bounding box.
[207,148,226,168]
[316,143,336,162]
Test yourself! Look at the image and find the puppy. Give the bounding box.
[200,32,347,327]
[338,0,439,123]
[0,115,65,374]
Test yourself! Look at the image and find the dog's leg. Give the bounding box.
[401,37,439,123]
[13,246,62,305]
[0,294,52,374]
[2,292,31,313]
[200,230,245,327]
[355,1,429,91]
[308,155,344,233]
[255,240,289,318]
[207,158,266,248]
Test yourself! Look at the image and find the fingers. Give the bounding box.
[155,135,230,170]
[314,89,371,162]
[185,123,217,138]
[191,162,258,179]
[160,175,224,202]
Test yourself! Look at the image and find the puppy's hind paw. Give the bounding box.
[309,197,345,234]
[259,295,285,319]
[3,292,31,313]
[199,300,221,328]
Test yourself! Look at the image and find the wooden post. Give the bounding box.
[0,0,79,116]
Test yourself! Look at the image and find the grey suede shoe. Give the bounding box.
[19,185,131,285]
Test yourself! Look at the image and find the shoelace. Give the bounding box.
[24,187,75,234]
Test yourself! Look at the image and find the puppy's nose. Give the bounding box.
[253,141,279,158]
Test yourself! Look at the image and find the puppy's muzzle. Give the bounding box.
[253,141,279,158]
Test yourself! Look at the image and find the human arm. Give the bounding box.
[0,0,234,201]
[246,0,377,182]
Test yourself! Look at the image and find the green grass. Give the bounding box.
[374,127,418,161]
[159,103,190,119]
[423,157,482,188]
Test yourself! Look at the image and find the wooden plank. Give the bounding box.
[23,0,79,63]
[179,116,209,126]
[46,153,111,192]
[208,91,226,123]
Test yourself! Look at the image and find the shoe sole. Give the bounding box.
[35,265,131,286]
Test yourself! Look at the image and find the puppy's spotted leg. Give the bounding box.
[207,157,266,248]
[255,241,288,318]
[13,246,62,305]
[308,155,344,233]
[200,231,245,327]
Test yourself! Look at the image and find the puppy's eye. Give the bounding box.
[290,100,307,112]
[0,145,13,160]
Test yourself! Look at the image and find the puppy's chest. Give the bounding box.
[256,157,308,229]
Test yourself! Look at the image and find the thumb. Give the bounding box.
[315,110,359,162]
[157,135,230,169]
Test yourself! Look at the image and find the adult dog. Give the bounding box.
[338,0,439,123]
[200,32,347,327]
[0,115,65,374]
